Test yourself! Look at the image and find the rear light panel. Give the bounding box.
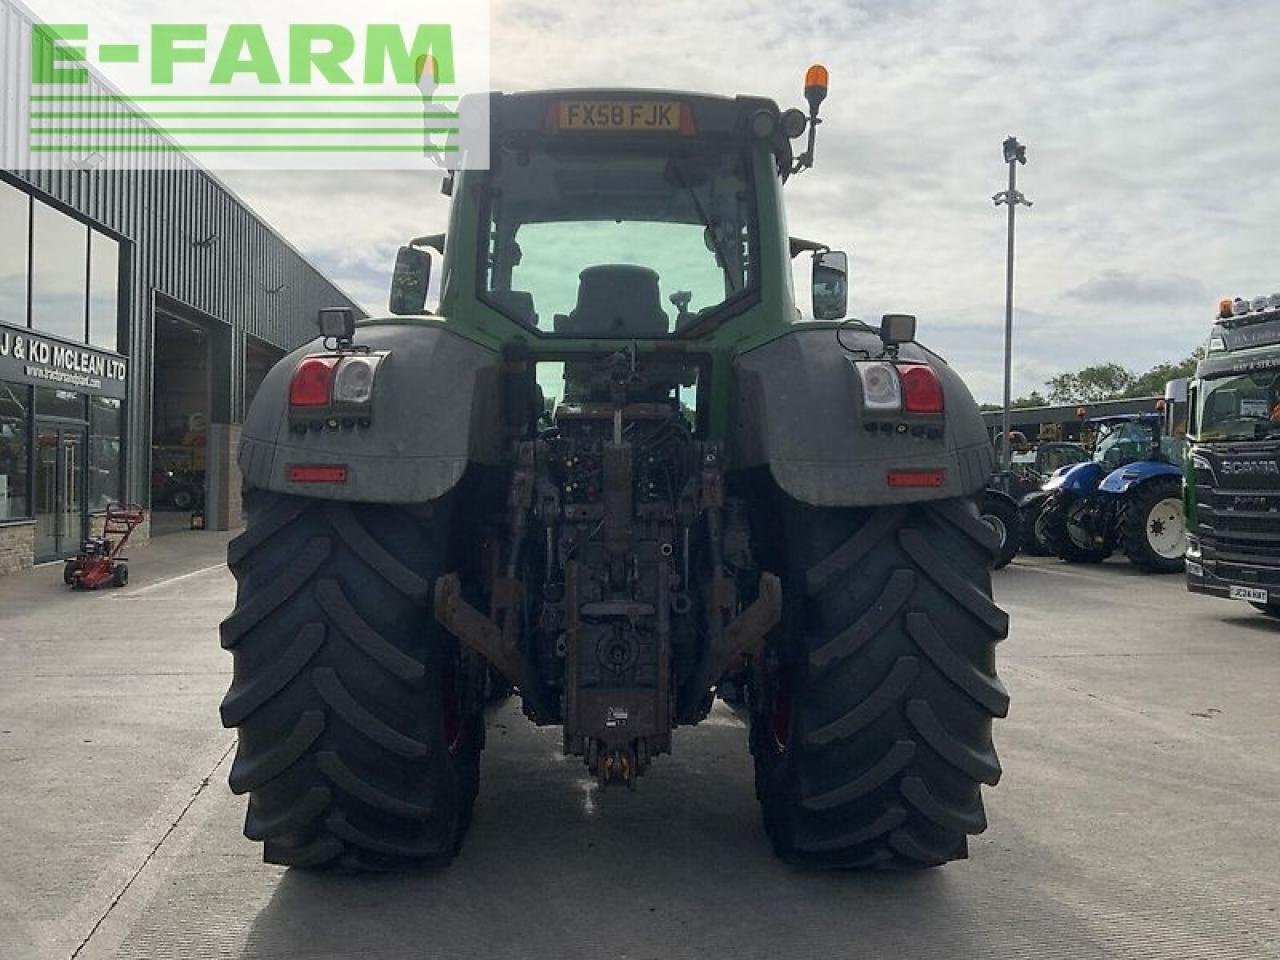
[289,352,387,432]
[853,361,945,417]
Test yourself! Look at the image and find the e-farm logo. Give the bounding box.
[16,3,490,171]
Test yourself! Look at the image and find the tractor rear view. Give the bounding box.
[220,70,1008,871]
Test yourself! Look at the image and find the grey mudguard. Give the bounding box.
[239,323,502,502]
[734,325,993,506]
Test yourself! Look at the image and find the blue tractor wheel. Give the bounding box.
[1119,477,1186,573]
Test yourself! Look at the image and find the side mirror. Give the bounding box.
[389,246,433,316]
[811,250,848,320]
[879,313,917,347]
[317,306,355,342]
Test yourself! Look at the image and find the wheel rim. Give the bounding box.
[1146,497,1186,559]
[1065,503,1096,550]
[981,513,1008,550]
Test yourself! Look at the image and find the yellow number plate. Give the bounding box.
[556,101,681,132]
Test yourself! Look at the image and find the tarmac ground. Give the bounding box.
[1,534,1277,959]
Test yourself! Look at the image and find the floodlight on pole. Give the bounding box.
[992,135,1032,474]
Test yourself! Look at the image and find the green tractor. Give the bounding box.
[219,69,1008,871]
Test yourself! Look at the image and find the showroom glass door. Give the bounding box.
[34,422,87,561]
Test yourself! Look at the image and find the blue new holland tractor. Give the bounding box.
[1030,410,1187,572]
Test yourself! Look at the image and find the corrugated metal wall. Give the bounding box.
[0,0,366,502]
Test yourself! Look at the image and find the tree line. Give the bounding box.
[980,352,1202,411]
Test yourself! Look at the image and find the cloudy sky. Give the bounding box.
[221,0,1280,404]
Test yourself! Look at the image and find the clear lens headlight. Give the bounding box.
[333,355,382,405]
[855,362,902,412]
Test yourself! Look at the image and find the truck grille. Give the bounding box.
[1193,449,1280,565]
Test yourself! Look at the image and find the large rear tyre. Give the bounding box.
[979,492,1021,569]
[1018,499,1052,556]
[751,498,1009,869]
[1037,493,1111,564]
[1119,478,1186,573]
[220,491,482,871]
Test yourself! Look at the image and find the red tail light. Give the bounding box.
[899,364,944,414]
[290,356,339,407]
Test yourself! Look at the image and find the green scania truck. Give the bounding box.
[1185,293,1280,615]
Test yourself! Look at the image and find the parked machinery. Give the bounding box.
[1185,295,1280,614]
[1035,393,1188,572]
[218,72,1009,871]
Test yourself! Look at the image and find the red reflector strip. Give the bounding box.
[887,469,945,488]
[288,464,348,484]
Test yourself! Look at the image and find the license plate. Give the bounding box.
[1229,585,1268,603]
[556,101,681,132]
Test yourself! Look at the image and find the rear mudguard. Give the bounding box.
[733,326,993,506]
[239,323,502,502]
[1098,459,1182,495]
[1054,461,1106,496]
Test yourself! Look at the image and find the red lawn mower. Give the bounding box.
[64,503,146,590]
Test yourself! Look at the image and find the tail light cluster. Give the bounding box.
[854,361,944,415]
[289,353,386,435]
[290,354,385,411]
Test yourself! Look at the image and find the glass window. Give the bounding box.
[89,395,122,511]
[0,181,30,329]
[0,381,30,520]
[483,144,758,337]
[1195,368,1280,441]
[35,387,84,420]
[88,231,120,353]
[30,200,88,343]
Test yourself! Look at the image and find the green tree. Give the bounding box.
[1045,363,1135,404]
[1123,351,1203,398]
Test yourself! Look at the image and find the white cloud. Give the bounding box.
[222,0,1280,404]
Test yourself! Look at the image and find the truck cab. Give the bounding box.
[1186,294,1280,613]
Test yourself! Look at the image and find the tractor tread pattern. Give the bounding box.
[317,751,433,820]
[221,491,477,872]
[805,505,906,596]
[219,622,325,727]
[810,569,915,670]
[219,538,330,649]
[899,528,1009,637]
[245,786,332,841]
[322,502,430,604]
[795,806,907,853]
[315,579,425,684]
[901,776,988,834]
[227,497,312,572]
[754,498,1006,870]
[801,741,916,811]
[228,710,325,795]
[907,612,1009,717]
[312,667,430,758]
[805,656,919,746]
[906,699,1002,785]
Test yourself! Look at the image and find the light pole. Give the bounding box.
[993,136,1032,473]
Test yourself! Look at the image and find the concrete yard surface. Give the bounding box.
[1,545,1278,959]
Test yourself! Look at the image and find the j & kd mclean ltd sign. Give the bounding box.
[0,323,128,399]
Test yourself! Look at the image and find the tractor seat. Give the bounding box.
[488,289,538,329]
[554,265,669,337]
